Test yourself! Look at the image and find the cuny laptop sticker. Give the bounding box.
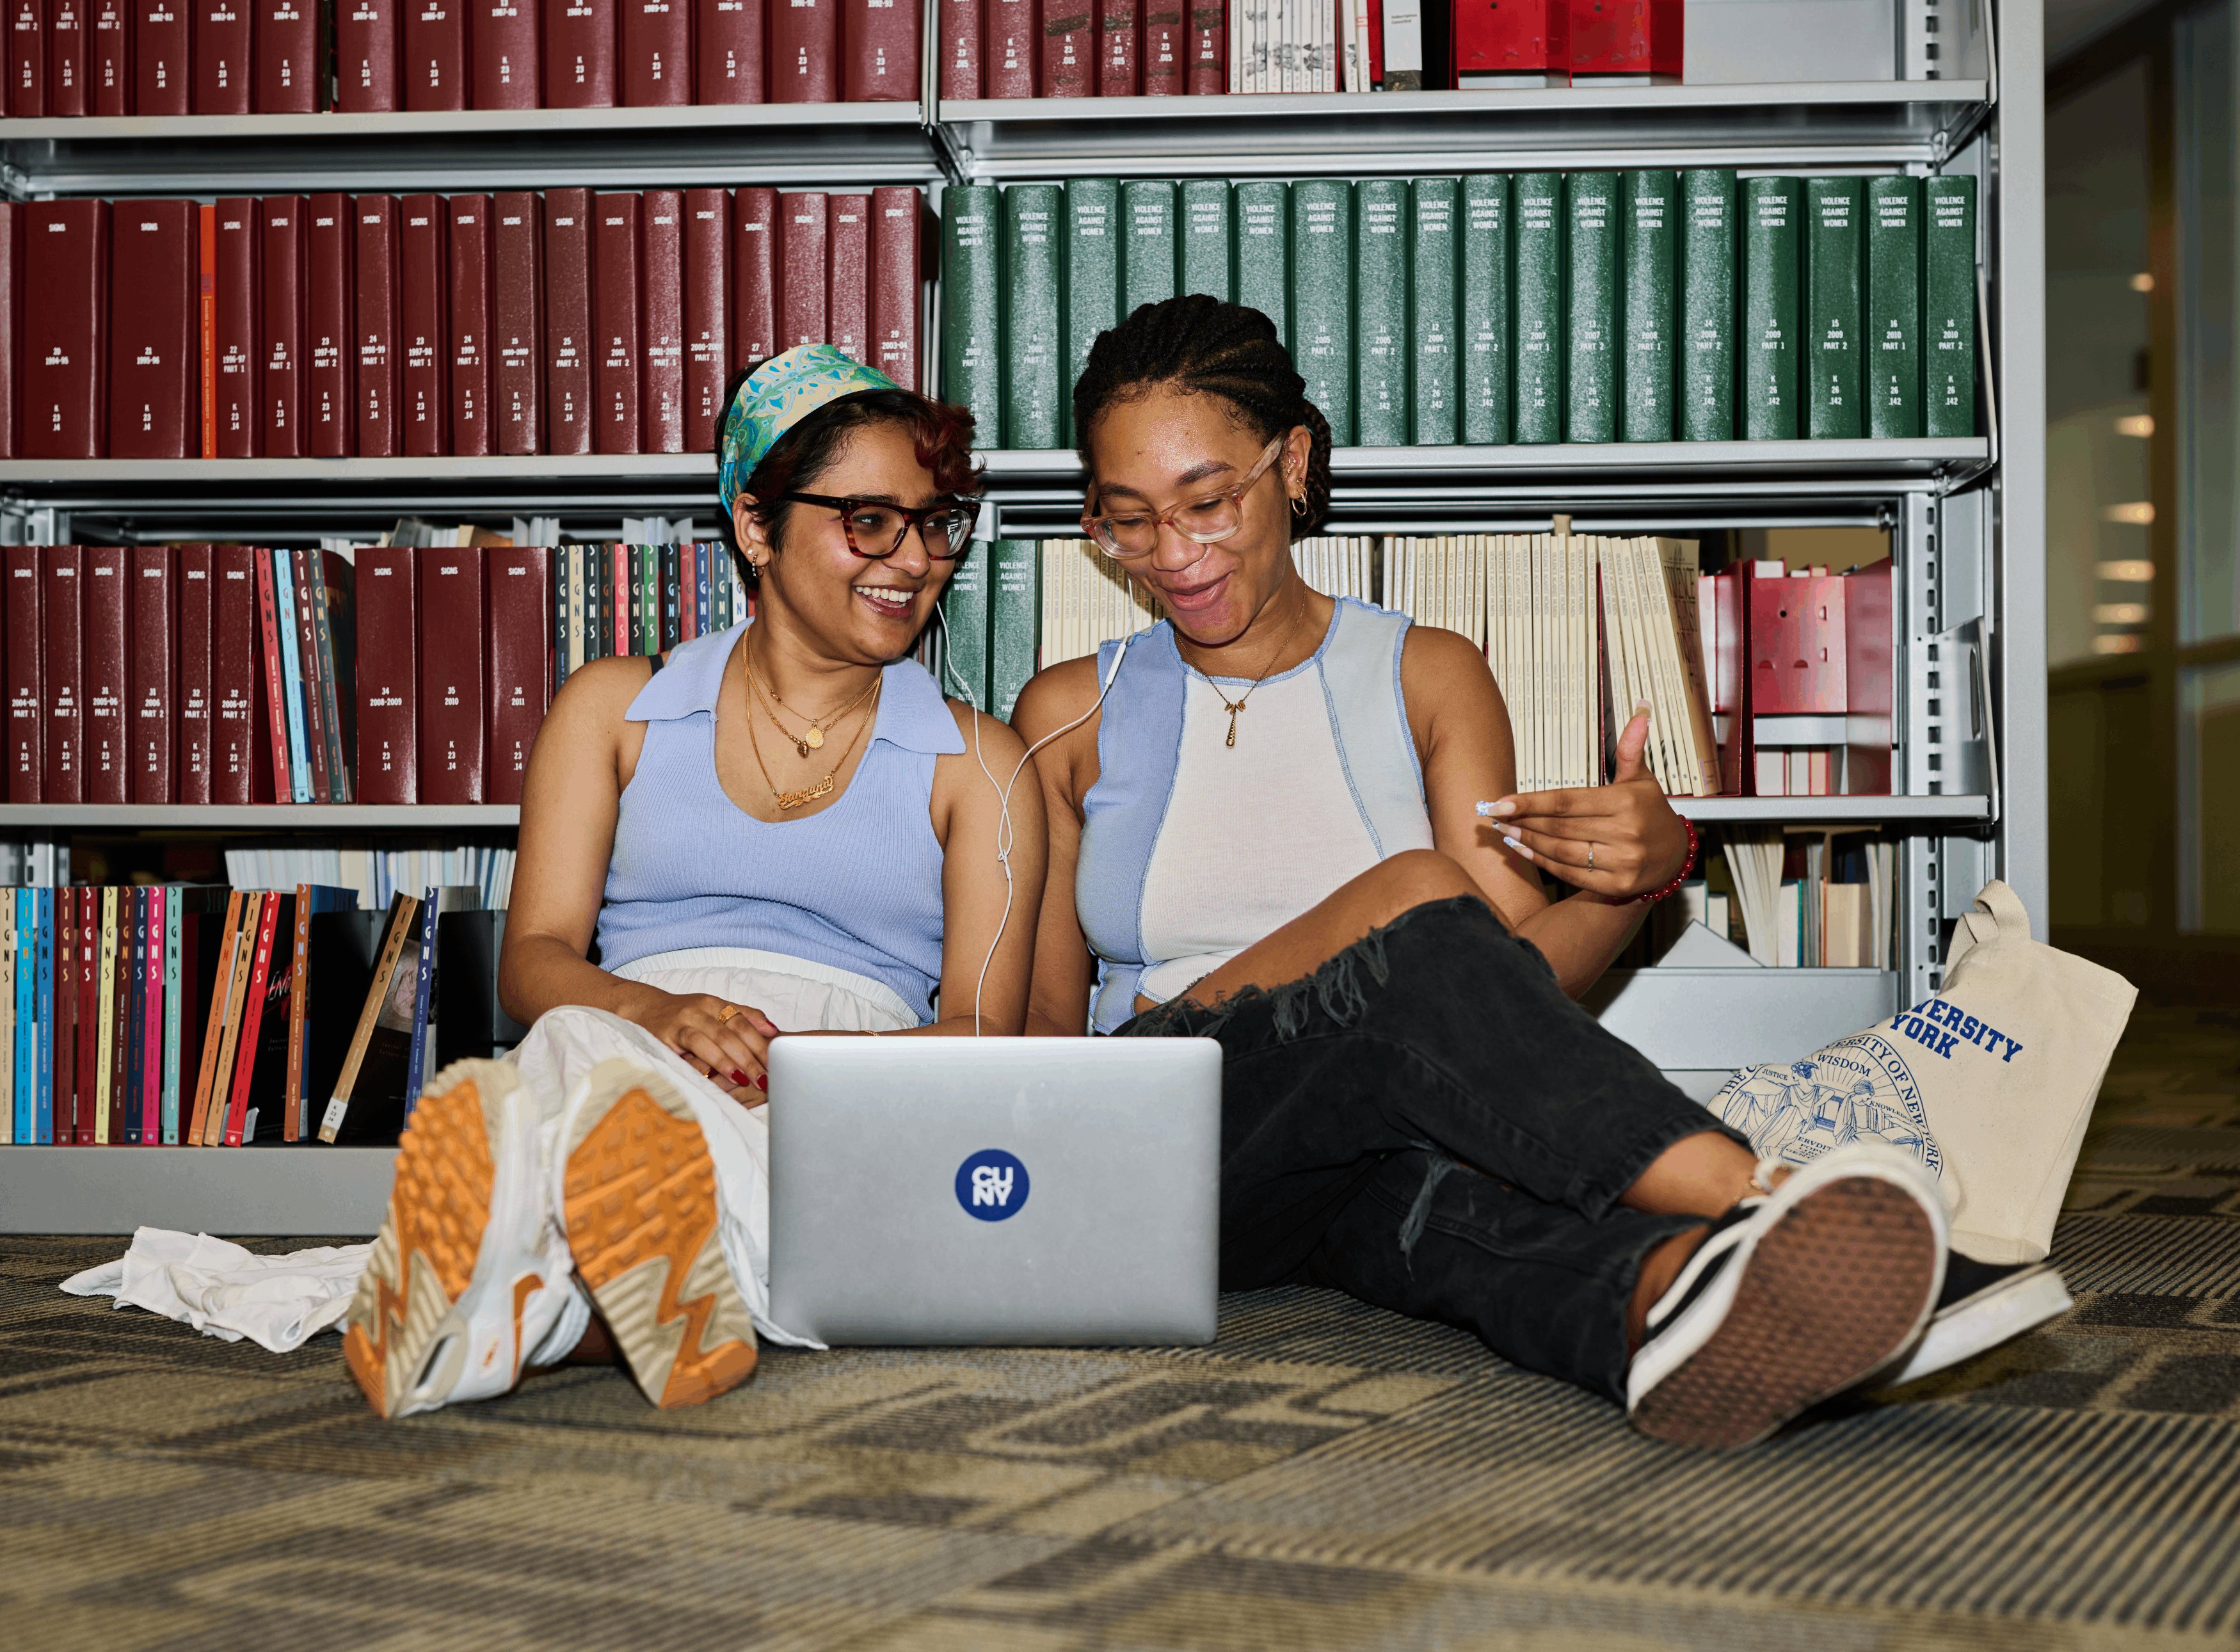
[956,1149,1030,1221]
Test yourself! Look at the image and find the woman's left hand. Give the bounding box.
[1477,706,1692,900]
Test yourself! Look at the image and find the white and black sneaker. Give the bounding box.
[1879,1254,2074,1388]
[1626,1144,1948,1450]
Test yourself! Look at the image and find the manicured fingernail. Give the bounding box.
[731,1070,750,1086]
[1635,700,1652,715]
[755,1075,768,1091]
[1506,838,1534,861]
[1480,799,1516,819]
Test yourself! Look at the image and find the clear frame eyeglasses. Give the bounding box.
[1080,437,1286,560]
[780,493,982,561]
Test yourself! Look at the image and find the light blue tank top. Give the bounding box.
[595,620,965,1025]
[1075,597,1436,1033]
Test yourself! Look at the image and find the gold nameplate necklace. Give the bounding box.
[742,643,880,810]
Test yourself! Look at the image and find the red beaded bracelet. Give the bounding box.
[1636,815,1700,904]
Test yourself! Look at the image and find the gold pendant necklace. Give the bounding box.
[745,640,879,758]
[743,648,880,810]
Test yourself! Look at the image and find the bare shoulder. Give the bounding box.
[1010,655,1105,741]
[545,652,655,731]
[939,700,1032,771]
[1400,622,1498,686]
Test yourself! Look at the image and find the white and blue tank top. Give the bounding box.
[1075,597,1436,1032]
[595,620,965,1025]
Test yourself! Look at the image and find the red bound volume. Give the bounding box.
[91,0,125,110]
[845,0,918,99]
[694,0,758,101]
[621,0,686,102]
[108,200,196,461]
[306,194,353,457]
[253,551,291,797]
[492,192,542,454]
[403,0,464,107]
[939,0,978,95]
[778,190,826,349]
[731,185,777,373]
[49,0,87,115]
[1185,0,1217,90]
[259,195,305,458]
[22,202,109,460]
[986,0,1031,94]
[399,193,449,457]
[254,0,317,108]
[81,549,127,805]
[472,0,538,104]
[128,547,175,804]
[768,0,833,100]
[593,192,642,454]
[1096,0,1133,92]
[870,184,920,390]
[1041,0,1088,93]
[213,197,257,458]
[5,547,40,803]
[828,193,869,364]
[10,0,45,115]
[542,189,593,454]
[640,189,685,453]
[486,547,550,805]
[335,0,401,109]
[543,0,615,104]
[354,194,400,458]
[419,547,487,804]
[448,195,493,456]
[191,0,248,110]
[133,0,187,111]
[199,204,215,456]
[0,205,16,459]
[176,543,213,805]
[40,549,80,803]
[682,188,728,453]
[212,544,263,803]
[1142,0,1178,90]
[353,547,417,803]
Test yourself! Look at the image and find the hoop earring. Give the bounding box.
[1289,493,1308,520]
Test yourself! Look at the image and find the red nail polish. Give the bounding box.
[755,1075,768,1091]
[731,1070,750,1086]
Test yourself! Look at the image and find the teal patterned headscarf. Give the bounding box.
[718,344,903,516]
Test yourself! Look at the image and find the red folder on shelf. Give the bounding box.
[778,190,826,349]
[492,191,543,455]
[1096,0,1134,94]
[259,195,307,458]
[986,0,1032,94]
[449,195,493,457]
[355,548,418,803]
[544,0,616,105]
[22,200,111,460]
[403,0,466,106]
[41,547,83,804]
[870,184,920,390]
[1187,0,1219,90]
[354,194,401,458]
[767,0,832,100]
[621,0,687,102]
[399,193,450,456]
[177,543,214,805]
[127,546,176,804]
[0,204,14,459]
[682,188,728,453]
[11,0,47,115]
[593,192,642,454]
[419,547,488,804]
[543,188,594,454]
[827,192,869,365]
[473,0,540,104]
[335,0,401,108]
[81,548,127,806]
[5,547,41,803]
[1040,0,1090,95]
[640,188,685,454]
[212,543,264,805]
[254,0,318,109]
[306,193,355,457]
[212,196,257,458]
[845,0,918,99]
[1142,0,1180,92]
[695,0,758,100]
[49,0,88,115]
[486,547,551,805]
[191,0,249,111]
[731,185,777,373]
[90,0,126,112]
[109,199,196,461]
[131,0,185,109]
[939,0,978,95]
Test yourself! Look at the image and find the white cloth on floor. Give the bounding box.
[60,946,914,1358]
[60,1228,371,1352]
[513,947,916,1350]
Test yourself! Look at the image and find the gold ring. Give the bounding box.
[1587,844,1596,871]
[717,1004,742,1024]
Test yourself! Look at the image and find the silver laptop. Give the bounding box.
[767,1036,1222,1346]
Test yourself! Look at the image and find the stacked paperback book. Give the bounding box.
[943,170,1980,449]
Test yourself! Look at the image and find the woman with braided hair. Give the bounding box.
[1013,294,1961,1449]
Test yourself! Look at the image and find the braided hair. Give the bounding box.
[1071,294,1333,539]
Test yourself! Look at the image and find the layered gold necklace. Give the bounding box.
[740,642,881,810]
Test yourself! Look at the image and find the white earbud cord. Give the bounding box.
[933,601,1134,1036]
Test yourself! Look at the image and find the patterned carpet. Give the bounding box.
[4,1005,2239,1650]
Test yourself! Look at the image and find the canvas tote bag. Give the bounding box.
[1706,881,2138,1263]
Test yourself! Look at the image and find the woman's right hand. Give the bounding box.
[621,990,781,1102]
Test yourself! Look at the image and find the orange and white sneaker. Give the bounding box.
[342,1059,577,1420]
[559,1059,760,1408]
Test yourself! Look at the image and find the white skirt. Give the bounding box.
[508,946,918,1348]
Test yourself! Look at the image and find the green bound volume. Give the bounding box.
[1290,179,1354,443]
[1679,168,1737,442]
[1741,176,1802,440]
[1063,179,1121,446]
[940,184,1004,449]
[1804,176,1864,439]
[1565,173,1619,443]
[1620,169,1677,442]
[1355,179,1410,447]
[938,539,991,709]
[1180,179,1233,301]
[1235,181,1290,347]
[1459,173,1510,444]
[1924,173,1978,438]
[1409,177,1459,445]
[1122,179,1179,316]
[989,538,1041,723]
[1001,184,1064,449]
[1866,174,1923,438]
[1512,171,1564,444]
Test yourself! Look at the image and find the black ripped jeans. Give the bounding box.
[1116,895,1744,1403]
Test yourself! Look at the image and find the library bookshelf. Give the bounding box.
[0,3,2043,1234]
